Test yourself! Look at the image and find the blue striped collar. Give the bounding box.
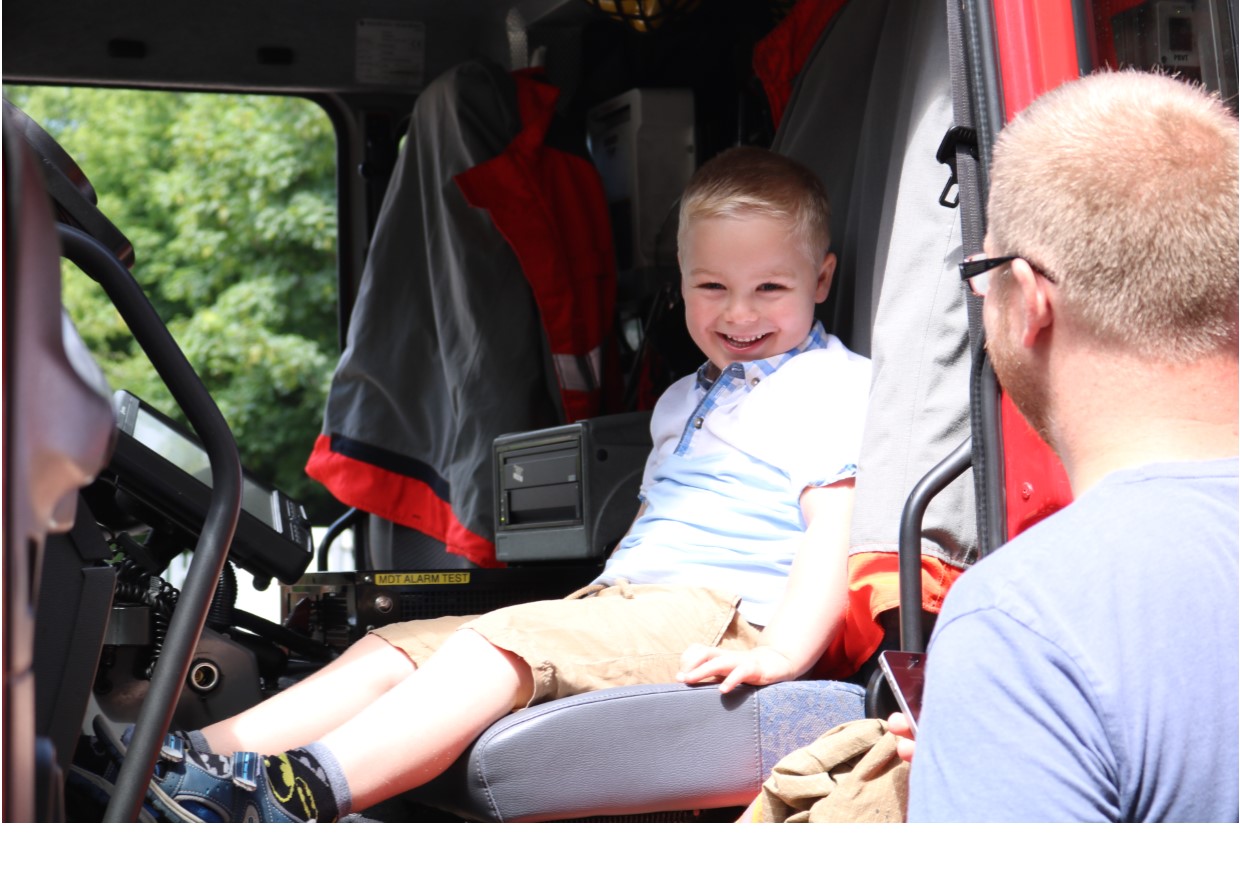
[695,321,831,392]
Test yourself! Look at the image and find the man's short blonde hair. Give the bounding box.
[677,146,831,265]
[988,70,1238,362]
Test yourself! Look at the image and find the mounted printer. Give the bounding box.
[493,411,653,562]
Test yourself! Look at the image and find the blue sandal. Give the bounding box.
[71,716,314,822]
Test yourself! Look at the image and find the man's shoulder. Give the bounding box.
[987,456,1235,547]
[1103,456,1239,493]
[939,457,1240,624]
[917,457,1240,823]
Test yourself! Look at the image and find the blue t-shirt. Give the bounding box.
[909,457,1239,822]
[599,322,871,626]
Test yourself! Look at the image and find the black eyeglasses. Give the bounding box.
[959,253,1057,297]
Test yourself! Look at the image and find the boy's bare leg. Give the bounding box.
[199,633,416,755]
[319,629,534,810]
[198,628,532,810]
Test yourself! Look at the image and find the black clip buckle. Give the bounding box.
[935,125,979,208]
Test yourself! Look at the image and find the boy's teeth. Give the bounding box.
[725,333,768,345]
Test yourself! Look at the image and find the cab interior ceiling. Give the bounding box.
[3,0,784,109]
[5,1,518,93]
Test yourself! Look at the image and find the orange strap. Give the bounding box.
[813,550,964,678]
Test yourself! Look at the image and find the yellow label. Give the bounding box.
[374,572,472,586]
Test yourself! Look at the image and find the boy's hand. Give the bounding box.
[676,643,797,693]
[886,711,916,763]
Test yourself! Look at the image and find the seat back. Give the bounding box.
[777,0,974,679]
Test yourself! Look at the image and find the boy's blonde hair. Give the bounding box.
[988,70,1238,362]
[677,146,832,265]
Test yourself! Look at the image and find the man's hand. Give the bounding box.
[887,711,916,763]
[676,643,797,693]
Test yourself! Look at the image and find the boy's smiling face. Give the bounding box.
[679,213,835,372]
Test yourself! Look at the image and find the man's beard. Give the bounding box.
[987,317,1055,447]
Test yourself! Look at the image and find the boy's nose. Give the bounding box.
[723,292,758,322]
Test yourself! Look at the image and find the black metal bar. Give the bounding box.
[58,224,243,823]
[317,506,359,572]
[898,437,974,652]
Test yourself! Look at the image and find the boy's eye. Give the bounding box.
[695,282,726,291]
[757,282,788,292]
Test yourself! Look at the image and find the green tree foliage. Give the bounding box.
[5,85,341,520]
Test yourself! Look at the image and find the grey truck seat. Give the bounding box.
[410,681,865,821]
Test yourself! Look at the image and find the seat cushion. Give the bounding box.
[408,679,865,822]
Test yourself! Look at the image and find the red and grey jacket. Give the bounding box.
[306,61,616,568]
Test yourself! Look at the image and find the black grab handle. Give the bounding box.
[897,437,974,653]
[58,224,243,823]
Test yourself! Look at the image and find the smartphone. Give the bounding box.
[878,650,926,736]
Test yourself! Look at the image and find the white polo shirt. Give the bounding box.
[599,323,871,626]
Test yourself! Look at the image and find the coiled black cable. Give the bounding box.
[108,536,181,678]
[206,561,238,631]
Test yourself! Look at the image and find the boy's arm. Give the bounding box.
[677,479,854,693]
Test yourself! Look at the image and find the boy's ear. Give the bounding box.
[815,253,837,304]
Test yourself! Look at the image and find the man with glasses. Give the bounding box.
[906,71,1238,821]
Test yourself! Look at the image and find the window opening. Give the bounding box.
[4,85,347,612]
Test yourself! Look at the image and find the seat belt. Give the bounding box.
[940,0,1007,556]
[940,0,986,350]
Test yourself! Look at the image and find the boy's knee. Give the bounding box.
[439,629,536,710]
[350,632,417,686]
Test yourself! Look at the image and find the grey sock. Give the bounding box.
[303,741,353,818]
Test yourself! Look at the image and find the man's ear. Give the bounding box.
[815,253,837,304]
[1010,257,1054,348]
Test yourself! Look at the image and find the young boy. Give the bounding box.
[75,146,872,822]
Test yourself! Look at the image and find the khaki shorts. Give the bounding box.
[369,581,762,707]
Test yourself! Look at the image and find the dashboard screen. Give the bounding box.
[131,407,279,529]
